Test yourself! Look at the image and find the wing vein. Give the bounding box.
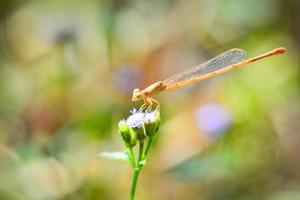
[163,48,247,85]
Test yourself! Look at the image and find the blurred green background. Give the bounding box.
[0,0,299,199]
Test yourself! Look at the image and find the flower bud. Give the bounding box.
[118,120,136,148]
[133,125,147,141]
[144,110,160,137]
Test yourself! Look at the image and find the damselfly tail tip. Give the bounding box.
[273,47,286,55]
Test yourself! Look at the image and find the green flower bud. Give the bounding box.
[118,120,136,148]
[132,125,146,141]
[144,110,160,137]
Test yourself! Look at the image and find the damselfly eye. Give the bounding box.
[133,88,140,94]
[132,88,141,101]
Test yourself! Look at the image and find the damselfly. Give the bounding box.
[132,47,286,109]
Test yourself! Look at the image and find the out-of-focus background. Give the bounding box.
[0,0,299,199]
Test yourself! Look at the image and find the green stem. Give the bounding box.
[138,141,144,162]
[143,136,153,159]
[129,141,144,200]
[128,147,136,168]
[129,167,141,200]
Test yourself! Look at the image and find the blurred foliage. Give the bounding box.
[0,0,299,199]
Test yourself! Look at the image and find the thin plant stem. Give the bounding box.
[129,166,141,200]
[129,141,144,200]
[143,136,153,159]
[128,147,136,168]
[138,141,144,162]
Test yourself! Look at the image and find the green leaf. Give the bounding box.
[99,151,130,162]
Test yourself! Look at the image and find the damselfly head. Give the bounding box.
[132,88,142,102]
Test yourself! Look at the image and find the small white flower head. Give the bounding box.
[143,110,157,123]
[118,108,161,144]
[126,108,146,128]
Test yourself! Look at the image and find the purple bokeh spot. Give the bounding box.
[112,65,143,95]
[195,103,232,138]
[38,16,78,44]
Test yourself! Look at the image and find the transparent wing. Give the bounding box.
[164,48,247,85]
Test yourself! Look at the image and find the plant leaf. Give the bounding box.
[99,151,129,162]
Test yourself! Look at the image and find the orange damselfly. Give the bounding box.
[132,47,286,109]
